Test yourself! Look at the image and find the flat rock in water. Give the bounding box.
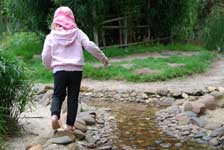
[49,136,74,145]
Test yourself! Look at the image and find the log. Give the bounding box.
[102,25,149,29]
[101,17,125,25]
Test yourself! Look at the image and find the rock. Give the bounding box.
[67,143,77,150]
[194,132,206,138]
[87,143,96,149]
[204,122,222,130]
[73,129,86,140]
[207,86,217,92]
[80,86,93,92]
[49,136,74,145]
[53,130,75,140]
[202,136,211,141]
[210,91,224,99]
[140,93,148,99]
[191,117,208,128]
[182,93,189,99]
[182,101,192,112]
[79,116,96,125]
[174,143,183,148]
[28,144,43,150]
[172,99,185,106]
[191,101,206,115]
[183,111,197,117]
[26,136,48,150]
[209,138,219,146]
[197,94,216,110]
[171,91,182,98]
[43,144,67,150]
[155,140,164,145]
[38,90,53,106]
[74,122,87,133]
[175,113,191,125]
[218,87,224,93]
[157,89,169,96]
[79,111,97,118]
[160,143,172,148]
[98,146,113,150]
[216,97,224,108]
[168,105,181,114]
[75,118,86,126]
[160,97,175,106]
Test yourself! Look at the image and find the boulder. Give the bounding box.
[181,101,192,112]
[191,101,206,115]
[197,94,216,110]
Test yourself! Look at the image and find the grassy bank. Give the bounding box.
[28,44,214,83]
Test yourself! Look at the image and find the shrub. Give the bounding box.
[203,3,224,51]
[0,49,33,136]
[1,32,43,60]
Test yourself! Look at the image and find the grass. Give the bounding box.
[25,44,215,83]
[84,51,214,82]
[84,43,207,62]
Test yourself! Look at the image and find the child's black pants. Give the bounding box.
[51,70,82,126]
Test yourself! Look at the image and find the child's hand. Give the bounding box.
[103,58,109,67]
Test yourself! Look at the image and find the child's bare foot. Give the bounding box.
[51,115,60,130]
[63,124,74,132]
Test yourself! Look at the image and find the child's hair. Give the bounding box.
[51,23,63,31]
[51,6,77,30]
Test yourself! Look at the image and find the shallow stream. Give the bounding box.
[88,101,211,150]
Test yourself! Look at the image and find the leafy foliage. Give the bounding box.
[202,3,224,51]
[1,32,43,60]
[0,49,33,135]
[2,0,52,32]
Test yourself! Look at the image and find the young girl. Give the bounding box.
[41,6,109,131]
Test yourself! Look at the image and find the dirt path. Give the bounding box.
[82,54,224,93]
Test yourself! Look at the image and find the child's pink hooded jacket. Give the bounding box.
[41,28,108,73]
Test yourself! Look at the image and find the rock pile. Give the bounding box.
[26,86,116,150]
[156,86,224,149]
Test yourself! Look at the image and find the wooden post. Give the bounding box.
[119,20,123,44]
[123,17,128,46]
[92,6,99,46]
[147,27,151,41]
[101,30,106,46]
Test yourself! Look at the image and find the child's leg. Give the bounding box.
[66,71,82,127]
[51,71,67,129]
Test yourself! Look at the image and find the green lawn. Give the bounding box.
[27,44,215,83]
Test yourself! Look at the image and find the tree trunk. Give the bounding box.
[123,18,128,46]
[119,20,123,45]
[101,30,106,46]
[92,6,99,46]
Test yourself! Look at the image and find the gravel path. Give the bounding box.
[82,54,224,93]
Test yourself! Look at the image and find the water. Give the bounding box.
[88,101,211,150]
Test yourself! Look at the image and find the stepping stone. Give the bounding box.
[28,144,43,150]
[49,136,74,145]
[73,129,86,140]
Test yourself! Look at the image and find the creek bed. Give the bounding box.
[87,101,211,150]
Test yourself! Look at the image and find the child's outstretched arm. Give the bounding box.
[79,30,109,66]
[41,35,52,70]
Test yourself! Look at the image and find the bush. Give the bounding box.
[0,49,33,136]
[1,32,43,60]
[203,3,224,51]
